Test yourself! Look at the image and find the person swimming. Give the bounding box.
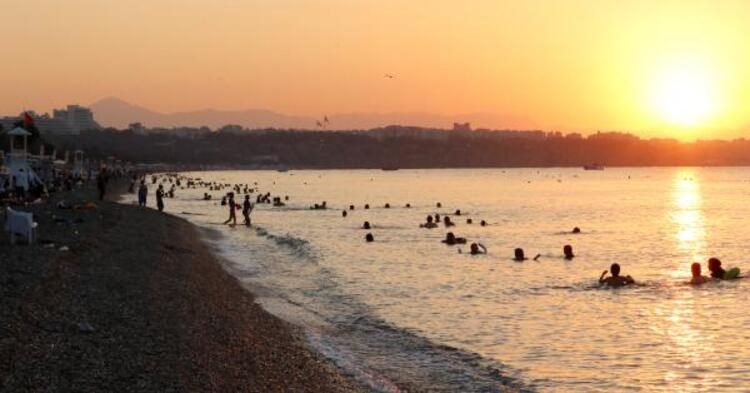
[480,220,487,227]
[455,209,461,216]
[470,243,487,255]
[365,204,370,209]
[442,232,467,245]
[563,245,575,260]
[466,218,473,224]
[437,202,442,208]
[707,257,740,280]
[514,248,527,261]
[363,221,371,229]
[342,210,348,217]
[420,215,438,228]
[708,257,726,279]
[572,227,581,234]
[599,263,635,288]
[405,203,411,208]
[349,205,355,210]
[690,262,711,285]
[365,233,374,242]
[385,203,390,208]
[443,216,455,227]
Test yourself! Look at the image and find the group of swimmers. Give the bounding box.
[597,257,741,288]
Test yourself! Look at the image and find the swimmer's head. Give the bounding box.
[365,233,374,242]
[342,210,347,217]
[446,232,455,241]
[708,257,721,271]
[563,245,574,258]
[363,221,371,229]
[572,227,581,234]
[514,248,525,260]
[610,263,621,277]
[467,218,473,224]
[691,262,702,277]
[470,243,479,253]
[437,202,442,208]
[385,203,390,208]
[480,220,487,227]
[426,215,433,223]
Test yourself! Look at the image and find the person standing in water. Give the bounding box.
[599,263,635,288]
[138,181,148,207]
[156,184,165,212]
[223,192,237,225]
[690,262,711,285]
[242,194,253,227]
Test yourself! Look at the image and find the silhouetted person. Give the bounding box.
[443,232,466,245]
[365,233,374,242]
[572,227,581,234]
[243,195,253,227]
[156,184,165,212]
[563,245,575,260]
[365,204,370,209]
[514,248,527,261]
[599,263,635,287]
[470,243,487,255]
[223,192,237,225]
[96,168,108,201]
[690,262,710,285]
[467,218,473,224]
[444,216,455,227]
[350,205,355,210]
[363,221,371,229]
[437,202,442,208]
[385,203,390,208]
[421,215,437,228]
[480,220,487,227]
[405,203,411,208]
[138,181,148,207]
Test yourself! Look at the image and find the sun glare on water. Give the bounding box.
[650,61,719,127]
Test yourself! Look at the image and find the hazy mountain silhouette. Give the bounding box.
[90,97,536,131]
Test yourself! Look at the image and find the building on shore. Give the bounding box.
[0,105,100,136]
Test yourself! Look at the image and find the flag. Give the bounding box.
[23,112,34,128]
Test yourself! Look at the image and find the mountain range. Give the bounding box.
[90,97,536,131]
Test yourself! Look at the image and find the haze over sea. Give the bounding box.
[132,168,750,392]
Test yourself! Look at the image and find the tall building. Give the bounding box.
[53,105,101,133]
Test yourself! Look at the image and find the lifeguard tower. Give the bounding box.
[6,127,40,191]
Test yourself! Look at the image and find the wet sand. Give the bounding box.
[0,182,364,392]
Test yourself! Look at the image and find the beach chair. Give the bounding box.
[4,207,38,245]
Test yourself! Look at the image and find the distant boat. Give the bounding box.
[381,166,399,171]
[277,168,289,173]
[583,164,604,170]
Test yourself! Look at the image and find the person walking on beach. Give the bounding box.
[138,181,148,207]
[223,192,237,225]
[96,168,108,201]
[242,194,253,227]
[156,184,165,212]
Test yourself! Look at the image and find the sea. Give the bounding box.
[124,168,750,392]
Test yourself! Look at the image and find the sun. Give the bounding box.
[650,62,719,127]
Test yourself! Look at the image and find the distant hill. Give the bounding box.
[90,97,536,131]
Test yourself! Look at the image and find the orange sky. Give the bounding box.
[2,0,750,140]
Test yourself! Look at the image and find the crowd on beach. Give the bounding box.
[136,172,744,290]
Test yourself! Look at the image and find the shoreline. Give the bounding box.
[0,181,365,392]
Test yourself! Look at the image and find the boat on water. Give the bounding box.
[381,167,399,171]
[583,164,604,170]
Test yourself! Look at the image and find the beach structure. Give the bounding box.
[5,127,42,191]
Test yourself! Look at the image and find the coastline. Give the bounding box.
[0,182,364,392]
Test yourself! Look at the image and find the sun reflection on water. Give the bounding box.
[671,172,707,271]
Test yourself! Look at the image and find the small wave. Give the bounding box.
[254,226,317,262]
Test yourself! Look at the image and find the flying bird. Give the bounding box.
[384,73,396,79]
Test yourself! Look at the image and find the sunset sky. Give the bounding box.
[2,0,750,140]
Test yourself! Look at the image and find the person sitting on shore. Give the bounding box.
[470,243,487,255]
[444,216,455,227]
[690,262,711,285]
[563,245,575,260]
[442,232,466,245]
[599,263,635,288]
[420,215,438,229]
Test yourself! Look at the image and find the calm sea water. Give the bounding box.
[128,168,750,392]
